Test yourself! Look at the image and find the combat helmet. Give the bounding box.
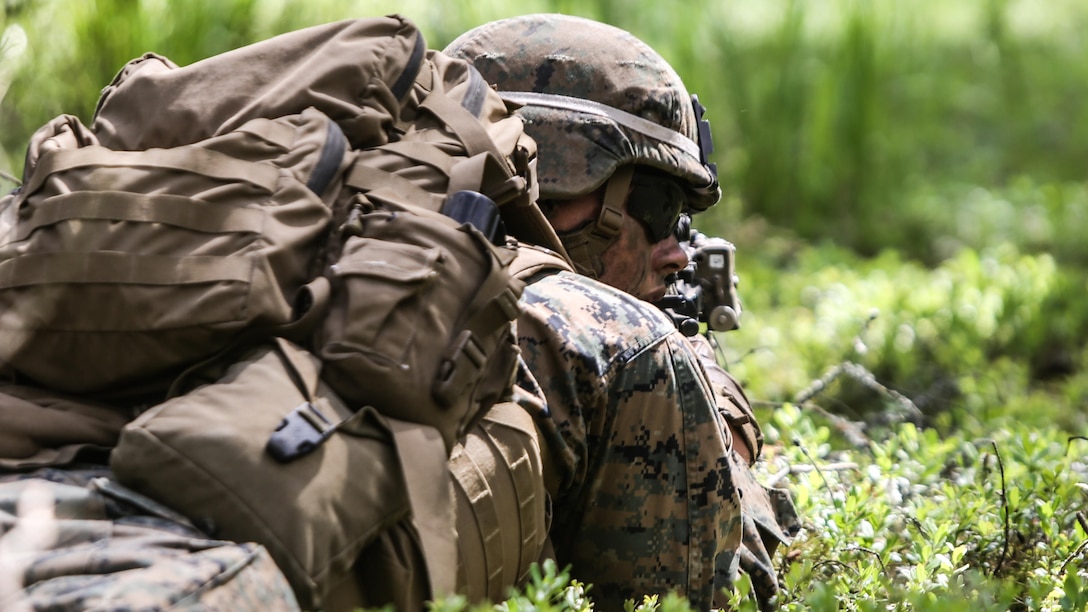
[444,14,720,277]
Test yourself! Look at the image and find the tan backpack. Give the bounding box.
[0,15,569,450]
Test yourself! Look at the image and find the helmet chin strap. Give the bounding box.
[558,165,635,279]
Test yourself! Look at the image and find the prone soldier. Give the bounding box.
[445,13,800,610]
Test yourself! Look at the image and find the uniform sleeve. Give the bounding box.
[685,333,765,464]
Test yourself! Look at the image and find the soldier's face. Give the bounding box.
[552,188,689,302]
[598,204,688,302]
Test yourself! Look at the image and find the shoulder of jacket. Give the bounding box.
[519,273,680,366]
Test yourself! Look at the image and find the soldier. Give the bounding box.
[445,13,799,611]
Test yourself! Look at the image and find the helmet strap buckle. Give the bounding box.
[557,165,634,279]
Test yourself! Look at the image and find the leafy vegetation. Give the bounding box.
[3,0,1088,610]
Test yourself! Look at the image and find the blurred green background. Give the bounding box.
[3,0,1087,436]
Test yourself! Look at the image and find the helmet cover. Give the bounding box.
[444,13,721,212]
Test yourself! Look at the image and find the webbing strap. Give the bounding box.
[450,442,505,596]
[343,163,435,205]
[432,249,520,406]
[0,252,254,288]
[447,152,512,202]
[234,114,347,197]
[15,191,266,242]
[306,118,346,196]
[507,243,575,282]
[21,146,280,200]
[420,85,507,166]
[387,419,457,599]
[560,165,634,278]
[480,401,545,578]
[391,31,428,100]
[234,119,297,150]
[462,263,521,340]
[378,140,457,174]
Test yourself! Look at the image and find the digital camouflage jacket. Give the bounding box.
[516,270,746,610]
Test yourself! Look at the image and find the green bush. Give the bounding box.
[423,409,1088,611]
[716,238,1088,437]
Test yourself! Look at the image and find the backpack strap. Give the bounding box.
[386,419,457,599]
[342,161,436,205]
[17,146,281,204]
[507,242,575,284]
[418,66,508,163]
[432,241,522,409]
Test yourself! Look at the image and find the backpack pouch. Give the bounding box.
[110,339,409,610]
[318,201,522,451]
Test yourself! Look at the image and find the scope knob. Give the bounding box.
[678,317,701,337]
[707,306,740,332]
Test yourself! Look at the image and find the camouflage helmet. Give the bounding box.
[443,13,721,212]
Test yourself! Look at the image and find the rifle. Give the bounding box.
[655,215,742,337]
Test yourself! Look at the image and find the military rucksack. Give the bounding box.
[0,15,567,451]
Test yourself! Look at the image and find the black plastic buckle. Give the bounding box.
[442,190,507,245]
[266,402,335,463]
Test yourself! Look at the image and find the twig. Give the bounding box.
[1060,539,1088,575]
[730,344,773,367]
[792,363,844,406]
[1068,436,1088,455]
[0,169,20,188]
[905,515,930,539]
[841,362,924,420]
[987,440,1011,577]
[794,437,844,512]
[749,399,871,449]
[1078,511,1088,537]
[806,403,870,448]
[792,361,922,424]
[811,559,858,576]
[765,462,860,488]
[849,545,888,578]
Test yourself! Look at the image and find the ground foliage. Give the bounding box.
[3,1,1088,609]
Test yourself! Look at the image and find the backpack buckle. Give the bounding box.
[433,330,486,408]
[266,402,335,463]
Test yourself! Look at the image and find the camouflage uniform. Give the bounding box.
[0,463,299,611]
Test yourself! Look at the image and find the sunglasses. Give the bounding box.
[626,170,690,243]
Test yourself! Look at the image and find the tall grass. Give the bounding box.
[5,0,1088,263]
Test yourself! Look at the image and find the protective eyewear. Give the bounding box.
[626,170,690,243]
